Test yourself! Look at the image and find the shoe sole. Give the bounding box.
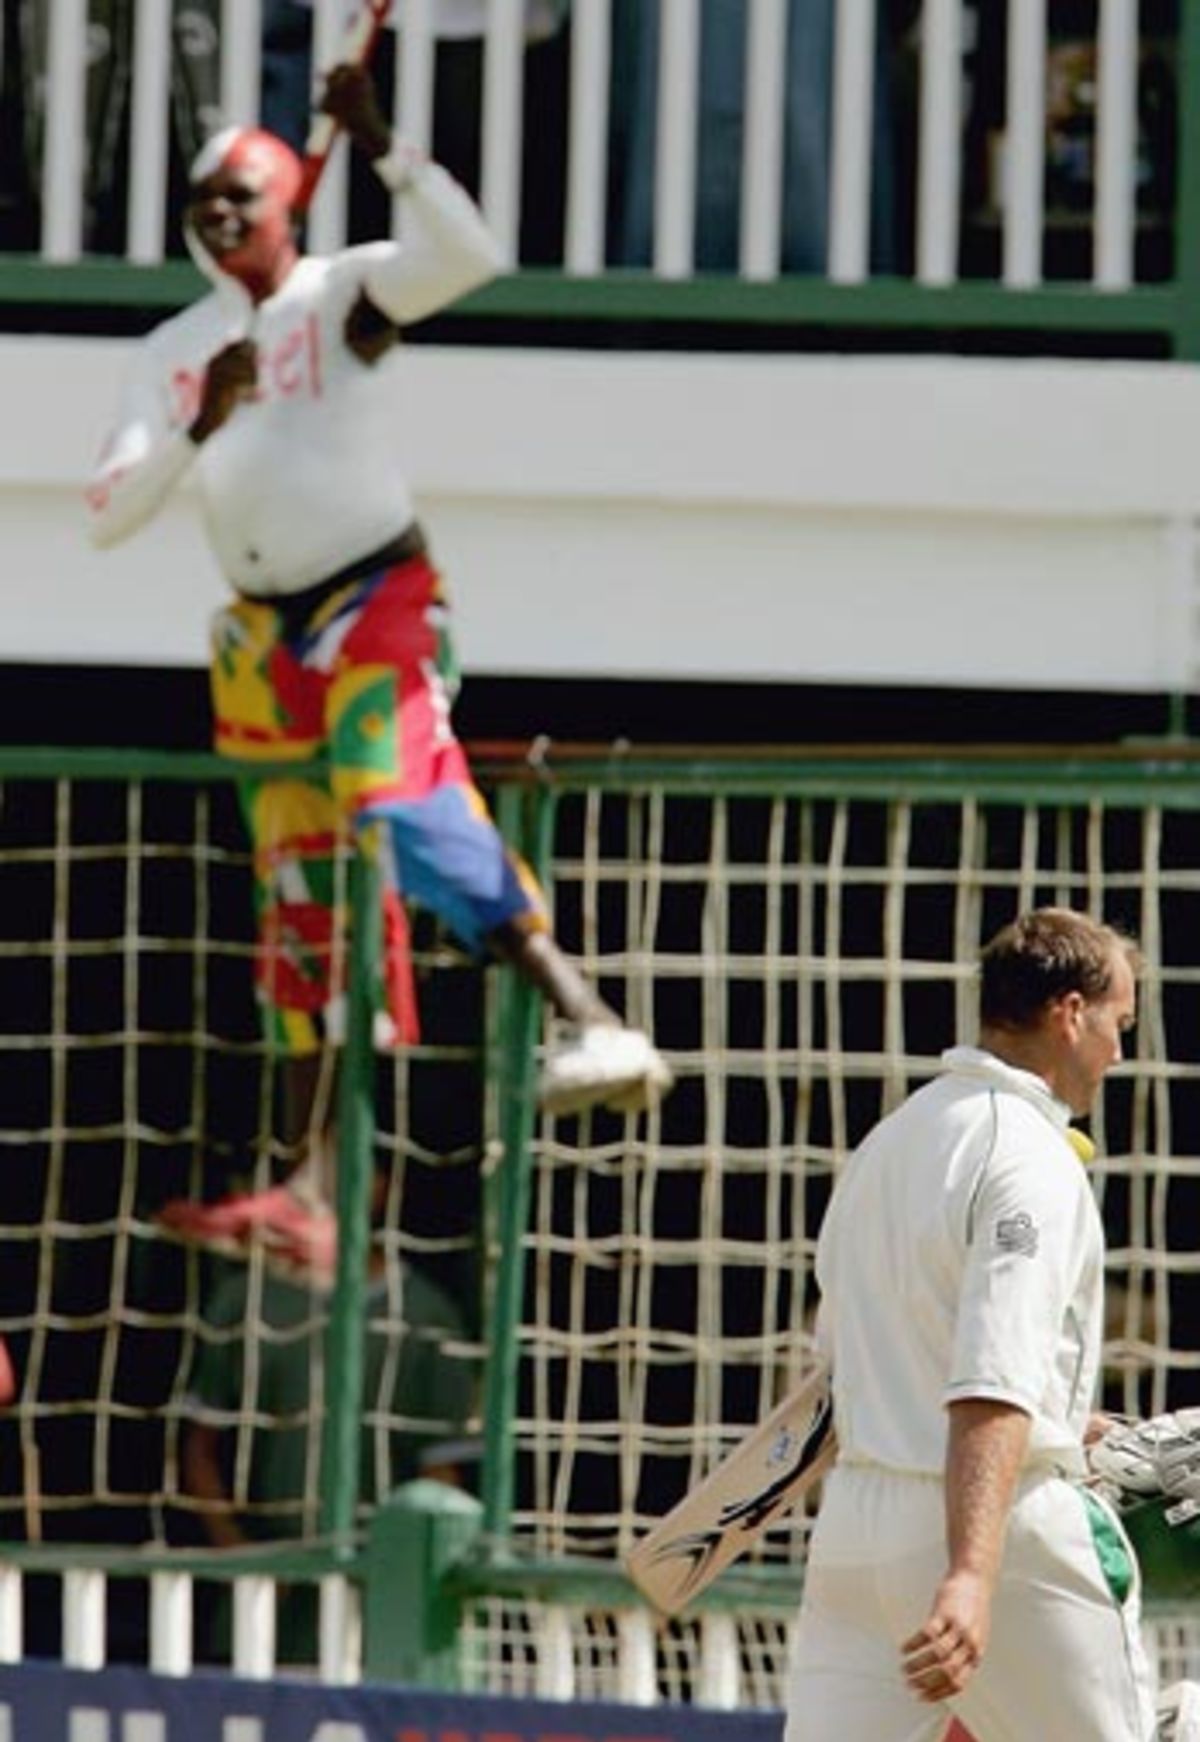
[540,1065,675,1118]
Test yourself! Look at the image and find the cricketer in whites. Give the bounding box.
[788,907,1158,1741]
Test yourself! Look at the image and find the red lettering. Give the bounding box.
[273,326,306,396]
[170,367,203,428]
[306,312,323,397]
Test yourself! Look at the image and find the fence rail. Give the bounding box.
[2,0,1198,351]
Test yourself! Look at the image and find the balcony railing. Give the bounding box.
[1,0,1197,352]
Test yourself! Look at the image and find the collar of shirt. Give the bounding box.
[938,1044,1073,1132]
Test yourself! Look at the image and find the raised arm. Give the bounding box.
[321,63,504,332]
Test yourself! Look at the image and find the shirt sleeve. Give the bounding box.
[947,1141,1083,1417]
[85,339,197,548]
[348,148,504,327]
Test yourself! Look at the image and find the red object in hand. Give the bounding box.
[944,1724,977,1741]
[295,0,392,213]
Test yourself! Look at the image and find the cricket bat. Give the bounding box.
[626,1360,836,1616]
[295,0,393,212]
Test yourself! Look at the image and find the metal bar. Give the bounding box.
[828,0,876,284]
[654,0,701,277]
[478,782,552,1537]
[1172,0,1200,357]
[565,0,612,274]
[1095,0,1140,288]
[42,0,89,261]
[1003,0,1047,287]
[481,0,526,266]
[739,0,788,281]
[128,0,173,264]
[916,0,963,284]
[319,837,383,1547]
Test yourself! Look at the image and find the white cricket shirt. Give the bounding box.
[815,1046,1105,1479]
[87,155,502,595]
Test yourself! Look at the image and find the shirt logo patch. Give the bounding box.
[995,1211,1039,1258]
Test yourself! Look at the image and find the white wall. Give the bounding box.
[5,334,1199,692]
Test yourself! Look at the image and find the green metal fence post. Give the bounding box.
[478,779,556,1541]
[1172,0,1200,358]
[362,1478,485,1687]
[318,831,383,1548]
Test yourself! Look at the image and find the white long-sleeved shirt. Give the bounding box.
[814,1046,1104,1479]
[87,154,502,596]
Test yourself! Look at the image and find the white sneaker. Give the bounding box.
[1159,1681,1200,1741]
[538,1023,674,1117]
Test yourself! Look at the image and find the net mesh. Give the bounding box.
[0,766,484,1557]
[1,755,1198,1696]
[515,783,1200,1576]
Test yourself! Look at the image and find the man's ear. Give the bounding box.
[1049,989,1086,1038]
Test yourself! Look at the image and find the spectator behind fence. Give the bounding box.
[10,0,223,253]
[263,0,570,263]
[607,0,903,275]
[180,1214,478,1661]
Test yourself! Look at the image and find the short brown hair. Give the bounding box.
[979,907,1140,1029]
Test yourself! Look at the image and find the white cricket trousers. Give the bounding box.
[785,1462,1157,1742]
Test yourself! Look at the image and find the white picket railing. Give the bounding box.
[0,1561,363,1684]
[1,1556,1198,1709]
[21,0,1159,289]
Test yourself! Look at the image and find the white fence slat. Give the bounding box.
[565,0,612,274]
[1003,0,1046,286]
[616,1606,658,1705]
[0,1565,21,1663]
[317,1573,362,1684]
[654,0,701,278]
[828,0,877,283]
[1095,0,1140,288]
[698,1610,741,1708]
[394,0,436,235]
[149,1570,193,1676]
[534,1603,575,1700]
[42,0,89,261]
[481,0,526,266]
[63,1568,106,1670]
[916,0,963,285]
[221,0,262,129]
[307,0,354,255]
[739,0,788,281]
[128,0,173,264]
[231,1575,276,1679]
